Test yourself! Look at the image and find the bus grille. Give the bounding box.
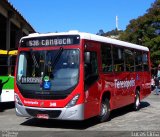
[26,109,61,118]
[21,93,68,100]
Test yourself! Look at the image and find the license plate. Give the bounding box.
[37,114,49,119]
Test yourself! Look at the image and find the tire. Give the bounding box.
[98,98,110,122]
[133,90,140,111]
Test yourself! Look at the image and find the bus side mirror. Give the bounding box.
[85,52,91,64]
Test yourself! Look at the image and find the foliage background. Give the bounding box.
[98,0,160,68]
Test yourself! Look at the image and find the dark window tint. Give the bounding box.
[143,53,149,71]
[101,44,112,72]
[125,49,135,72]
[85,52,98,87]
[113,47,124,72]
[0,55,8,75]
[135,51,143,71]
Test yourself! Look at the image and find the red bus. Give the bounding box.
[15,31,151,122]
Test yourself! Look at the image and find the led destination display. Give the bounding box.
[20,35,80,47]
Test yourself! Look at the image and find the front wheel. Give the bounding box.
[98,98,110,122]
[133,90,140,111]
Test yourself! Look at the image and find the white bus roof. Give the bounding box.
[21,31,149,52]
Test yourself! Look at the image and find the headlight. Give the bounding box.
[66,94,80,108]
[15,94,23,106]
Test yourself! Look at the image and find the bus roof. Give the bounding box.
[21,31,149,52]
[0,50,17,55]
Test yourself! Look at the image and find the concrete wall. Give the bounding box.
[0,0,35,50]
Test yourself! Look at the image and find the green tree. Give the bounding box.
[119,0,160,67]
[104,29,123,37]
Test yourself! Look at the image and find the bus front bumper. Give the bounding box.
[15,103,84,120]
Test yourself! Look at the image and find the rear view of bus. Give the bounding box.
[0,50,17,102]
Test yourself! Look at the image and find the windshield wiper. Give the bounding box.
[30,49,39,68]
[51,47,63,70]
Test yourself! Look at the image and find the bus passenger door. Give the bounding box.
[84,43,101,119]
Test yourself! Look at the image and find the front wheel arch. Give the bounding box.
[98,96,110,122]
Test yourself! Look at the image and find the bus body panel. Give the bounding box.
[0,89,14,102]
[0,50,17,102]
[99,71,151,111]
[15,102,85,120]
[15,85,84,108]
[0,76,14,102]
[14,45,85,109]
[83,40,102,119]
[15,32,151,121]
[83,80,102,119]
[140,71,151,100]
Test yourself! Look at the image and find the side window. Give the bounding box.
[124,49,135,72]
[143,52,149,71]
[17,53,27,81]
[9,55,17,76]
[0,55,8,75]
[135,51,143,71]
[101,44,112,73]
[84,51,98,86]
[113,47,124,72]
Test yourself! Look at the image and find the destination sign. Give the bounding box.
[20,35,80,47]
[21,77,42,84]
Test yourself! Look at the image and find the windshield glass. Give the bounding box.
[17,49,80,94]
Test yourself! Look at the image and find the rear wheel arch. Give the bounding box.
[136,86,141,93]
[133,87,141,111]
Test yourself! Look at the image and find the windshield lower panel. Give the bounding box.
[16,49,80,100]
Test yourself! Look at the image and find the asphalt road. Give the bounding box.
[0,91,160,137]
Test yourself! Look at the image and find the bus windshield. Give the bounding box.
[17,49,80,94]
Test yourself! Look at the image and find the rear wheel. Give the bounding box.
[98,98,110,122]
[133,90,140,111]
